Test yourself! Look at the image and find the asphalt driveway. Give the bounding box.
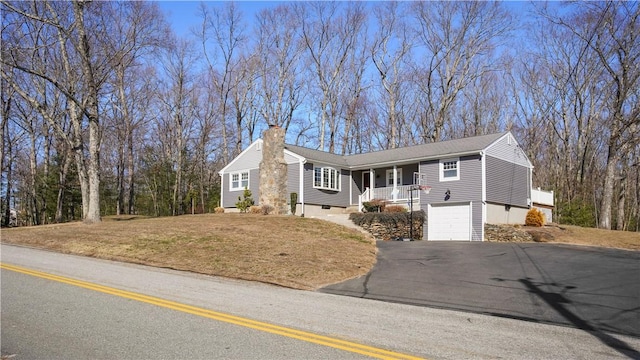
[320,241,640,339]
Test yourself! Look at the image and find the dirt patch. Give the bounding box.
[0,214,377,290]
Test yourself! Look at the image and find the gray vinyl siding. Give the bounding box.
[486,156,530,208]
[485,133,531,168]
[224,142,303,173]
[420,155,483,240]
[352,170,364,204]
[287,163,299,196]
[222,168,260,207]
[303,162,351,207]
[225,143,262,173]
[419,155,482,207]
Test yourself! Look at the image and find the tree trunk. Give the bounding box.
[616,177,626,231]
[55,150,72,222]
[73,0,101,223]
[127,131,135,214]
[598,146,618,230]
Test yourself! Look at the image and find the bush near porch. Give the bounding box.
[350,211,425,240]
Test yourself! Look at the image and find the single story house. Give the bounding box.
[219,131,554,241]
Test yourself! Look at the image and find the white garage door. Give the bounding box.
[428,203,471,241]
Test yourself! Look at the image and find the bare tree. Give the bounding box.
[539,2,640,229]
[157,39,198,216]
[371,1,412,149]
[412,1,512,142]
[255,4,305,132]
[297,2,366,153]
[198,2,247,162]
[104,1,167,215]
[1,0,128,223]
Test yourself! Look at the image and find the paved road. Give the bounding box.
[321,241,640,338]
[2,244,639,359]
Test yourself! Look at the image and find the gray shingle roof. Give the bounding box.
[284,144,350,167]
[285,132,508,169]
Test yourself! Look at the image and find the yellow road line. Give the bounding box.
[1,263,424,360]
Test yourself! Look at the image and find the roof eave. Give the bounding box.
[347,149,484,170]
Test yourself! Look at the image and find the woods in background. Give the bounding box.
[1,1,638,231]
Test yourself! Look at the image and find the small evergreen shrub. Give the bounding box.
[249,205,263,214]
[290,192,298,215]
[214,207,225,214]
[262,204,274,215]
[525,207,545,227]
[557,200,596,227]
[236,188,254,213]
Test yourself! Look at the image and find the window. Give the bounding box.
[439,158,460,181]
[386,168,403,187]
[314,166,340,191]
[230,171,249,191]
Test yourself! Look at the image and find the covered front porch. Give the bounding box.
[353,164,424,211]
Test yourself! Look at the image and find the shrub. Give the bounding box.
[362,199,386,212]
[557,200,596,227]
[525,207,545,227]
[384,205,407,213]
[249,205,263,214]
[214,207,225,214]
[235,188,254,213]
[290,192,298,215]
[262,204,274,215]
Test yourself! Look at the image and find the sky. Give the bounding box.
[157,1,282,38]
[157,1,535,44]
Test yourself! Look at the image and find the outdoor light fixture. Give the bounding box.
[445,189,451,196]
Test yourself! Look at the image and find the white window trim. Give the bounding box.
[439,158,460,182]
[229,170,250,191]
[386,168,403,187]
[313,166,341,191]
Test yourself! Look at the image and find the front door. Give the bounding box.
[362,171,371,190]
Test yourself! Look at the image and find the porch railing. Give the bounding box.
[531,187,554,206]
[358,185,420,211]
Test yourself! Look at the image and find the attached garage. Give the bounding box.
[427,203,472,240]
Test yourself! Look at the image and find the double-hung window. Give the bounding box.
[386,168,403,187]
[439,158,460,181]
[313,166,340,191]
[230,171,249,191]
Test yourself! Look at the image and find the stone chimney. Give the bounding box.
[259,125,289,215]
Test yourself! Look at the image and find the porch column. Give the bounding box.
[392,165,398,201]
[369,168,374,201]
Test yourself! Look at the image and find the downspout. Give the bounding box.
[299,158,305,216]
[480,150,486,241]
[528,166,533,208]
[219,173,224,208]
[349,169,353,206]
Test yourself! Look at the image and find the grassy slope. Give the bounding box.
[525,224,640,250]
[0,214,377,290]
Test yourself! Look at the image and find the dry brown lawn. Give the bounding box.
[525,224,640,250]
[0,214,376,290]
